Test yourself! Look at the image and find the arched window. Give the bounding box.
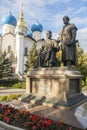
[24,47,28,56]
[8,45,11,53]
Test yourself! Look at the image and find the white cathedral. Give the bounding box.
[0,9,43,75]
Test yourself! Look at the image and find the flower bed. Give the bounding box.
[0,103,75,130]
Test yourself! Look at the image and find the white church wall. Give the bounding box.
[1,33,16,54]
[2,24,15,35]
[33,31,41,41]
[24,37,34,50]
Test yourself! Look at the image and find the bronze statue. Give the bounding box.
[58,16,78,68]
[36,31,59,67]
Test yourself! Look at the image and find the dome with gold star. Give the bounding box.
[1,12,17,26]
[31,22,43,32]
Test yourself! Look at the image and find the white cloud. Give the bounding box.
[46,0,72,4]
[62,0,72,2]
[73,6,87,16]
[13,0,45,8]
[82,0,87,2]
[53,7,74,31]
[47,0,59,4]
[71,17,87,26]
[77,28,87,51]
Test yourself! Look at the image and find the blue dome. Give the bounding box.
[31,22,43,32]
[27,32,32,37]
[1,13,17,26]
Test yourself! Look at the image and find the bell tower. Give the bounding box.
[15,4,28,74]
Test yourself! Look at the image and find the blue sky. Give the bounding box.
[0,0,87,51]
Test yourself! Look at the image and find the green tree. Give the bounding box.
[56,50,62,66]
[2,58,13,78]
[77,44,87,86]
[0,51,3,64]
[0,51,13,79]
[25,43,37,73]
[0,51,4,78]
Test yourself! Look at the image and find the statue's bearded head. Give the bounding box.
[46,30,52,39]
[63,16,70,25]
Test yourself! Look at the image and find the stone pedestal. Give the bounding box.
[26,67,86,107]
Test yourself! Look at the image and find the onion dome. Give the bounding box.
[1,12,17,26]
[27,32,32,37]
[31,22,43,32]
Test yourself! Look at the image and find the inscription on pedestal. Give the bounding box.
[69,79,80,96]
[38,79,51,96]
[32,79,51,96]
[38,84,51,95]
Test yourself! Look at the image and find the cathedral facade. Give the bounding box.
[0,10,43,75]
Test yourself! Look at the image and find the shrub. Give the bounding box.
[0,96,7,101]
[0,78,19,87]
[0,78,26,89]
[7,94,21,100]
[0,94,21,101]
[12,81,26,89]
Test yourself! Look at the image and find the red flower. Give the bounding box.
[0,103,74,129]
[32,114,38,121]
[42,125,45,129]
[7,109,10,113]
[5,116,9,123]
[47,120,52,125]
[32,125,36,130]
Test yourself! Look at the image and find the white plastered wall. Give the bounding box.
[2,24,15,35]
[32,31,41,41]
[1,33,16,53]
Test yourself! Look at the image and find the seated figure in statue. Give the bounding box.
[36,30,60,67]
[58,16,78,68]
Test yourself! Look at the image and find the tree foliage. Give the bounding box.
[2,58,13,78]
[77,44,87,86]
[25,43,37,73]
[56,50,62,66]
[0,52,13,79]
[0,51,3,64]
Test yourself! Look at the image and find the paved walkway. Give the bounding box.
[0,88,26,96]
[0,88,87,96]
[0,127,5,130]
